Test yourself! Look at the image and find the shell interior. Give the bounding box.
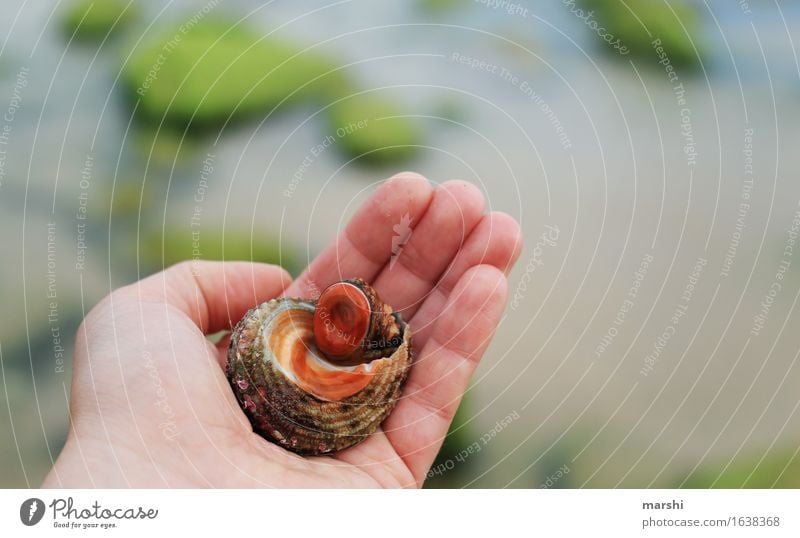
[264,300,390,401]
[227,297,413,455]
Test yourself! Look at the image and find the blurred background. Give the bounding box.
[2,0,800,488]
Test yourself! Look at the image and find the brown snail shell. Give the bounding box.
[226,279,412,455]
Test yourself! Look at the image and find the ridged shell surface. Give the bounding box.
[227,297,412,455]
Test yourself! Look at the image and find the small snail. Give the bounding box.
[226,279,412,455]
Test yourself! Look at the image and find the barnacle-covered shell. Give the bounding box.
[226,281,412,455]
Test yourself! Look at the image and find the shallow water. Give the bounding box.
[2,0,800,487]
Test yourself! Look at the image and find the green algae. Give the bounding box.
[578,0,702,68]
[62,0,137,41]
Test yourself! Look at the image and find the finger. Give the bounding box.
[284,171,434,297]
[409,211,522,349]
[371,180,485,318]
[126,260,291,334]
[382,265,509,485]
[215,332,233,368]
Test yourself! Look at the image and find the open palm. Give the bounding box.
[44,172,521,488]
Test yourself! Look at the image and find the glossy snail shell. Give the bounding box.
[226,280,412,455]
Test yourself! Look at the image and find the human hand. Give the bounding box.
[43,172,522,488]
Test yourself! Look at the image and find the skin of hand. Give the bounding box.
[42,172,522,488]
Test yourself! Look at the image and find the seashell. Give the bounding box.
[226,279,412,455]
